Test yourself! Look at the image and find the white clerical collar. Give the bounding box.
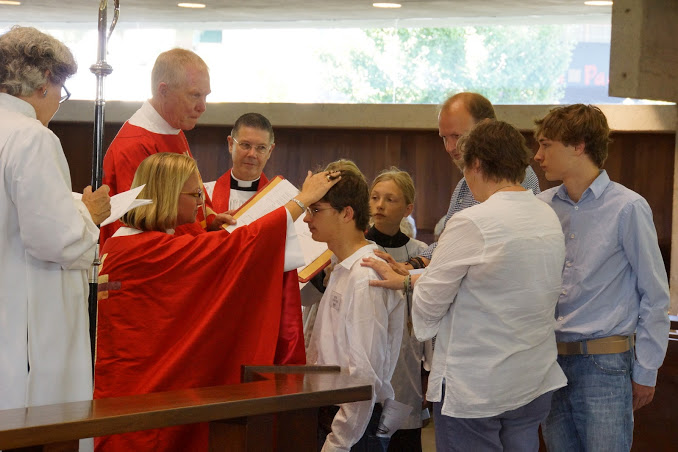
[128,100,181,135]
[231,172,261,189]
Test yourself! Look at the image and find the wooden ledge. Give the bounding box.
[0,367,370,450]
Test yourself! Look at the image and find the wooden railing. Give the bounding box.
[0,365,370,451]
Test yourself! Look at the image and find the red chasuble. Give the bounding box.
[212,169,305,365]
[94,208,289,452]
[100,122,214,247]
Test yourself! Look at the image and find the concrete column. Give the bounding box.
[610,0,678,314]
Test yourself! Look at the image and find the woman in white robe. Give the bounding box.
[0,26,111,411]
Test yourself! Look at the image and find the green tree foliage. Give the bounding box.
[320,26,576,104]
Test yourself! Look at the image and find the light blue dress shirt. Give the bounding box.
[538,170,670,386]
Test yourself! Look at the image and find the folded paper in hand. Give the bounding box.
[73,185,152,227]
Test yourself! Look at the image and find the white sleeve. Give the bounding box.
[283,208,305,271]
[10,127,98,270]
[412,214,484,341]
[322,283,391,451]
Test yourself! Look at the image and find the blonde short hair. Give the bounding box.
[370,167,416,206]
[121,153,198,231]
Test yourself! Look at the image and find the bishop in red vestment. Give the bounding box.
[96,210,287,452]
[94,153,340,452]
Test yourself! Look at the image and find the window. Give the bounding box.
[5,22,666,105]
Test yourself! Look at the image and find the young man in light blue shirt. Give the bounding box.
[534,104,670,451]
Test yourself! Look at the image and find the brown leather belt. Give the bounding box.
[557,335,634,355]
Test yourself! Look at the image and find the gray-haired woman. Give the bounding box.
[0,26,110,414]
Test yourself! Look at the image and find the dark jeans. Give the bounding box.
[318,403,389,452]
[434,384,554,452]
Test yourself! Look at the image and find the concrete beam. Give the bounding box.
[610,0,678,102]
[53,101,677,133]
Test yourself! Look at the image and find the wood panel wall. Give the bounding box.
[50,122,675,270]
[50,120,677,450]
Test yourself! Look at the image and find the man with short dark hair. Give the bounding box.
[306,160,404,452]
[101,48,221,246]
[211,113,306,365]
[211,112,276,212]
[534,104,670,451]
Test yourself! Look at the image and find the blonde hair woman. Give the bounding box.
[95,152,339,452]
[120,152,203,231]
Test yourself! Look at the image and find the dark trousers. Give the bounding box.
[387,428,422,452]
[434,384,554,452]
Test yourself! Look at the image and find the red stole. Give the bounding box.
[212,169,304,366]
[94,209,287,452]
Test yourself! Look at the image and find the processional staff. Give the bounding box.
[88,0,120,365]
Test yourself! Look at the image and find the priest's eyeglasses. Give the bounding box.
[306,206,335,217]
[59,85,71,104]
[181,188,204,200]
[232,136,271,155]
